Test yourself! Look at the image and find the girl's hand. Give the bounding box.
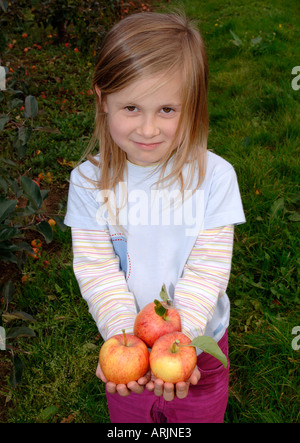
[145,366,200,402]
[96,362,151,396]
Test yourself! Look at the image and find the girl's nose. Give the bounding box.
[136,115,160,138]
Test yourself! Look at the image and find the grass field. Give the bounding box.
[0,0,299,423]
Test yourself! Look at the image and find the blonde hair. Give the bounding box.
[86,11,209,192]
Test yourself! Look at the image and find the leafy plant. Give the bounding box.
[1,65,41,159]
[0,280,36,387]
[0,175,54,266]
[28,0,153,51]
[229,29,278,55]
[0,64,66,267]
[0,0,28,48]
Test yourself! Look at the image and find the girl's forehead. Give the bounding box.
[109,71,183,104]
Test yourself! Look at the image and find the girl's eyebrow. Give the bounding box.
[117,100,182,108]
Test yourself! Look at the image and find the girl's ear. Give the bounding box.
[94,84,101,98]
[95,85,108,112]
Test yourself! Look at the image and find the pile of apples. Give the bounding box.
[99,285,227,385]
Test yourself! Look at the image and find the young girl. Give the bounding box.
[64,11,245,423]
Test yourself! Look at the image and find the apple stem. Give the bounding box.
[171,340,180,353]
[122,329,127,346]
[177,343,195,349]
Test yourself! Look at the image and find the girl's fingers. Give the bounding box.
[116,383,131,396]
[106,381,117,394]
[145,380,155,391]
[175,381,189,399]
[127,381,145,394]
[153,379,164,397]
[100,366,200,399]
[137,370,151,386]
[189,366,201,385]
[163,382,175,402]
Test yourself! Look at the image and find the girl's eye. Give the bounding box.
[161,107,174,114]
[125,106,137,112]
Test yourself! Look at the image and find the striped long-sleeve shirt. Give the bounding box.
[173,225,234,339]
[72,225,234,341]
[72,228,137,339]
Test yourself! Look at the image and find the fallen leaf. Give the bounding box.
[60,414,75,423]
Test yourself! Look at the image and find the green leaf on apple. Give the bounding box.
[190,335,228,368]
[154,299,167,318]
[160,284,169,303]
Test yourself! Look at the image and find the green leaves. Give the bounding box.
[34,220,53,243]
[268,197,300,222]
[1,281,36,387]
[9,355,24,388]
[269,197,284,218]
[6,326,36,339]
[154,299,167,318]
[0,197,17,222]
[19,177,53,243]
[52,215,67,232]
[2,280,15,306]
[24,95,38,119]
[2,311,35,323]
[20,176,43,210]
[2,92,39,158]
[0,1,9,13]
[18,125,32,146]
[160,284,169,303]
[154,284,172,319]
[0,176,54,264]
[190,335,228,368]
[0,114,9,131]
[230,30,243,47]
[0,226,20,241]
[37,406,59,423]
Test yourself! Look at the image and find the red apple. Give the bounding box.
[149,331,197,383]
[134,301,181,348]
[134,285,181,348]
[99,330,149,385]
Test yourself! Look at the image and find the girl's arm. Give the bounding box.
[174,225,234,340]
[71,227,137,340]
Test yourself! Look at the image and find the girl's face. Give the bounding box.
[100,72,182,167]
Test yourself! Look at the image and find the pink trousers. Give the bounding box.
[106,330,229,423]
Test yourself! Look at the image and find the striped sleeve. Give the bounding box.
[173,225,234,340]
[71,228,137,340]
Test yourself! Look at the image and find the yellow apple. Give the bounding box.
[150,331,197,383]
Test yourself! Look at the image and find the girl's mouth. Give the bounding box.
[133,141,162,150]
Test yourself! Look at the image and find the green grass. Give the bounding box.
[176,0,300,423]
[1,0,299,423]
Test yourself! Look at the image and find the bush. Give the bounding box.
[0,0,153,53]
[0,66,66,268]
[0,62,67,389]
